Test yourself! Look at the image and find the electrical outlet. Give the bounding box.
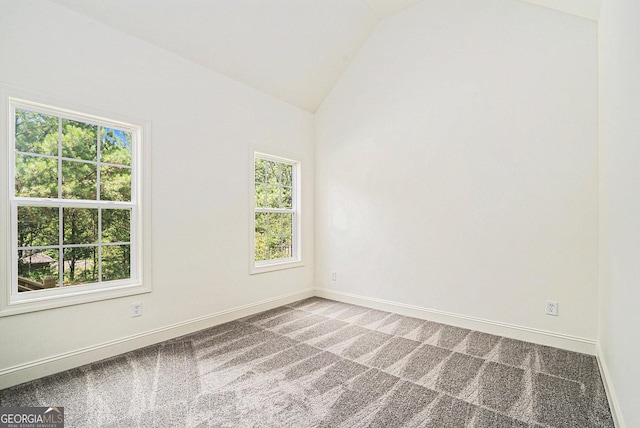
[131,302,142,317]
[545,300,558,316]
[330,271,337,281]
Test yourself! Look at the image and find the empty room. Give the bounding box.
[0,0,638,427]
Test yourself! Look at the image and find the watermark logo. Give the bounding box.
[0,407,64,428]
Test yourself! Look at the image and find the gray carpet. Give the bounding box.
[0,297,614,427]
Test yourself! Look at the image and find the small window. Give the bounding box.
[251,153,302,273]
[1,95,150,315]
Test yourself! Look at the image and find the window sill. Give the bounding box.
[250,260,305,275]
[0,282,151,317]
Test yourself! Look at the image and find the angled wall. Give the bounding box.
[598,0,640,425]
[315,0,599,351]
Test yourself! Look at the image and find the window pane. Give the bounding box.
[267,213,283,236]
[100,165,131,201]
[62,119,97,161]
[15,155,58,198]
[266,161,281,185]
[282,213,293,236]
[101,128,132,166]
[281,164,292,186]
[255,212,267,237]
[255,184,267,208]
[102,209,131,243]
[255,237,268,261]
[63,246,98,286]
[15,109,58,156]
[267,185,281,208]
[63,208,98,245]
[281,186,292,209]
[18,206,59,248]
[255,158,266,183]
[282,235,293,259]
[18,249,58,276]
[62,160,97,200]
[268,236,283,260]
[17,249,60,291]
[102,245,131,281]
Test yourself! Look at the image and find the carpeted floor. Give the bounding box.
[0,297,614,427]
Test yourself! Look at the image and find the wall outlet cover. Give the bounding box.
[545,300,558,316]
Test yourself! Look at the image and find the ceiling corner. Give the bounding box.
[518,0,602,20]
[362,0,425,20]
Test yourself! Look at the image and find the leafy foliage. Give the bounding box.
[15,110,58,155]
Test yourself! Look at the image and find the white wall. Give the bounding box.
[0,0,314,384]
[315,0,599,348]
[598,0,640,425]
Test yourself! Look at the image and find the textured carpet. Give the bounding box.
[0,297,614,427]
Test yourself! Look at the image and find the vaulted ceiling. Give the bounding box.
[49,0,601,113]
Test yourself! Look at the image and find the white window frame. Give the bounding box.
[0,87,152,316]
[250,151,303,274]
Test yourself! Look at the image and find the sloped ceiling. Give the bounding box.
[48,0,600,113]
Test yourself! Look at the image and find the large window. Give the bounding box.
[1,95,150,314]
[251,152,302,273]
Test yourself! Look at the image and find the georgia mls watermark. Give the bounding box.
[0,407,64,428]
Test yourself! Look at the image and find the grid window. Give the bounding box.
[253,154,300,268]
[11,101,138,295]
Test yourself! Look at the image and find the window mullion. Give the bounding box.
[58,205,63,288]
[98,244,103,284]
[57,117,62,200]
[17,244,60,251]
[98,209,102,284]
[58,117,63,288]
[97,125,101,202]
[14,198,135,209]
[97,126,102,284]
[255,208,294,213]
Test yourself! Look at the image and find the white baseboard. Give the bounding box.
[596,343,625,428]
[0,286,601,391]
[0,288,314,390]
[315,288,596,355]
